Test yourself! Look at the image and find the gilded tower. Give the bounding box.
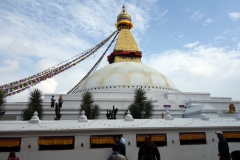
[107,6,142,64]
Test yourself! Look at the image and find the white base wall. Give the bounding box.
[0,128,239,160]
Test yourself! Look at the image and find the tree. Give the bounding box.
[0,90,6,117]
[21,88,44,120]
[125,88,153,119]
[80,91,100,119]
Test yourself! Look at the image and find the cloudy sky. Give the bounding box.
[0,0,240,102]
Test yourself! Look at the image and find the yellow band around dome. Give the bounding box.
[115,20,133,29]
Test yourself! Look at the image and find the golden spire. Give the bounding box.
[107,6,142,64]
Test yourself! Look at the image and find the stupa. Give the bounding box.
[44,6,239,120]
[2,6,240,120]
[1,6,240,160]
[73,6,178,94]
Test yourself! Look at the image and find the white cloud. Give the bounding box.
[189,11,205,21]
[38,78,58,93]
[154,9,168,20]
[143,45,240,100]
[214,36,225,41]
[203,18,213,26]
[179,35,184,38]
[0,0,158,102]
[238,43,240,48]
[229,12,240,21]
[7,78,58,102]
[223,29,229,34]
[0,0,154,60]
[183,41,199,48]
[184,7,191,12]
[232,37,239,41]
[35,59,60,72]
[0,59,19,75]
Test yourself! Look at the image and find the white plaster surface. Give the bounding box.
[2,90,240,121]
[74,62,178,92]
[0,118,240,160]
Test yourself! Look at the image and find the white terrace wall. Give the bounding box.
[0,127,240,160]
[1,89,239,121]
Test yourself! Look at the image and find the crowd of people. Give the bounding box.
[107,132,240,160]
[7,126,239,159]
[108,134,160,160]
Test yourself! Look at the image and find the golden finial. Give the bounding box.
[115,6,133,29]
[121,5,127,13]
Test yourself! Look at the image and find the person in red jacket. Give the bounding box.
[8,151,20,160]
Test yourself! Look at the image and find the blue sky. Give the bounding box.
[0,0,240,101]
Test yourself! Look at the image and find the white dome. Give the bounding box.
[74,62,177,92]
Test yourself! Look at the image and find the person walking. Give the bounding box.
[51,95,56,108]
[108,144,126,160]
[8,151,20,160]
[138,135,160,160]
[215,131,230,160]
[58,95,63,108]
[113,135,126,157]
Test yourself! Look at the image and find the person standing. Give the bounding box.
[113,135,126,157]
[138,135,160,160]
[58,95,63,108]
[108,144,126,160]
[51,95,56,108]
[8,151,20,160]
[215,131,230,160]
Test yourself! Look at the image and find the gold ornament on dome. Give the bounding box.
[117,5,131,20]
[115,5,133,29]
[228,103,236,113]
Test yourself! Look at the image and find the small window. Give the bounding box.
[179,132,206,145]
[136,134,167,147]
[90,135,122,149]
[223,131,240,142]
[179,105,185,108]
[164,105,171,108]
[0,138,21,152]
[38,136,74,151]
